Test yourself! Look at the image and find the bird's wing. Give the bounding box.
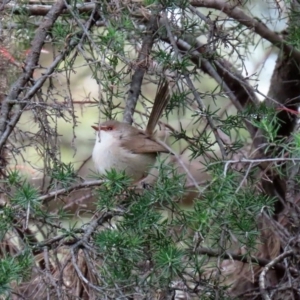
[120,132,168,154]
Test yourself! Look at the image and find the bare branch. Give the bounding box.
[39,180,104,204]
[259,250,294,300]
[190,0,300,62]
[3,2,95,16]
[0,0,66,145]
[197,247,298,276]
[159,30,258,138]
[161,14,227,157]
[0,1,101,151]
[123,15,160,124]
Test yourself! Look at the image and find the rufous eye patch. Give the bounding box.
[91,125,114,131]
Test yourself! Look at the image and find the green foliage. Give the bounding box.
[3,0,295,298]
[51,20,75,45]
[99,24,126,56]
[166,90,191,116]
[11,181,40,211]
[0,206,14,240]
[51,162,77,188]
[188,163,274,249]
[94,164,186,288]
[147,159,186,205]
[153,244,185,278]
[7,169,23,186]
[92,154,273,295]
[96,169,133,209]
[96,229,145,281]
[144,0,157,5]
[0,252,32,296]
[287,8,300,49]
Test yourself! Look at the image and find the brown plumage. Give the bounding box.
[92,80,170,181]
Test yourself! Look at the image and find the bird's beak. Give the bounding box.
[92,125,102,142]
[91,125,99,131]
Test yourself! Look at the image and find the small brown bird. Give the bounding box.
[92,80,170,181]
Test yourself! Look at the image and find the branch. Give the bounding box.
[0,0,66,146]
[259,250,294,300]
[5,2,259,131]
[221,157,300,176]
[3,2,95,16]
[33,210,122,253]
[190,0,300,62]
[0,1,100,151]
[162,13,227,158]
[7,1,297,61]
[159,30,258,138]
[157,11,259,109]
[39,179,104,204]
[197,247,298,276]
[123,15,159,124]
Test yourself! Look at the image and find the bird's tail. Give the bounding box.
[145,78,171,136]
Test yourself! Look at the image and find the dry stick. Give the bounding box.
[222,157,300,176]
[190,0,300,62]
[75,155,92,175]
[259,250,294,300]
[235,162,253,193]
[215,228,226,300]
[33,211,122,254]
[43,246,63,299]
[173,37,258,140]
[66,212,120,293]
[0,4,100,151]
[155,139,203,195]
[7,1,299,61]
[34,229,83,251]
[185,75,227,159]
[123,15,159,125]
[3,2,95,16]
[197,247,298,276]
[70,247,104,293]
[162,14,227,158]
[82,247,101,286]
[39,179,104,204]
[159,24,257,141]
[0,0,66,141]
[79,211,122,246]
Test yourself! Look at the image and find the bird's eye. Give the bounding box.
[107,126,113,131]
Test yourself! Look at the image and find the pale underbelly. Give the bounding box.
[93,143,156,181]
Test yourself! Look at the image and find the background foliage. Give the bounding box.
[1,0,300,299]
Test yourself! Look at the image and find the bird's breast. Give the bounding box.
[92,132,156,181]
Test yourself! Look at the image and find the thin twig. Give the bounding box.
[0,0,66,142]
[162,13,227,158]
[123,15,160,124]
[222,157,300,176]
[4,2,95,16]
[70,248,104,293]
[39,179,104,204]
[259,250,294,300]
[155,139,203,195]
[184,75,227,159]
[196,247,298,276]
[190,0,300,62]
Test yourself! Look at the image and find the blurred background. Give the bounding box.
[2,0,288,186]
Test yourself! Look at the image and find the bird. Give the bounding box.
[92,80,170,182]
